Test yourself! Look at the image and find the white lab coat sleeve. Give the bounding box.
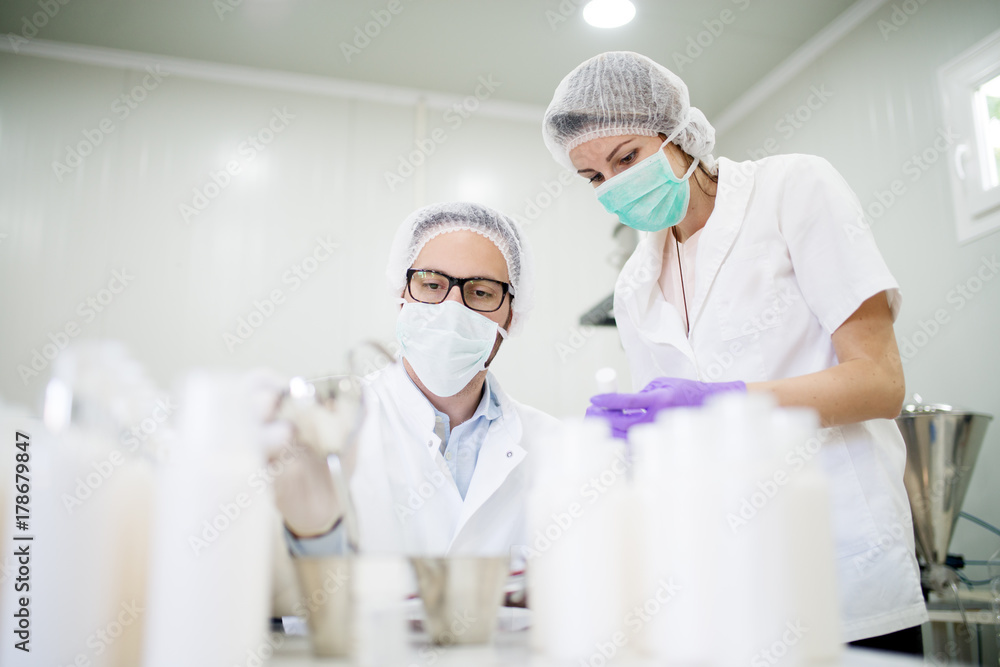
[776,155,901,334]
[283,521,348,557]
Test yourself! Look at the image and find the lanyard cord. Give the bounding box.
[674,230,690,336]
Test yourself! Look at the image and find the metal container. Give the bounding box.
[410,556,509,645]
[896,402,992,568]
[293,556,354,657]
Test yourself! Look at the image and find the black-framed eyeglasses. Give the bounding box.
[406,269,511,313]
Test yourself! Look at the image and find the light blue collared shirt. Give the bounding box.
[418,373,503,501]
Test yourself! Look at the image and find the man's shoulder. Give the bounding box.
[486,373,556,424]
[501,395,561,440]
[512,401,560,427]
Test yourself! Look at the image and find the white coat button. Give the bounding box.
[445,452,453,460]
[427,441,433,447]
[506,451,512,458]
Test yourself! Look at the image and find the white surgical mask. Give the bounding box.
[395,301,506,397]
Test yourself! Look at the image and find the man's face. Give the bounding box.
[404,229,512,328]
[403,230,513,367]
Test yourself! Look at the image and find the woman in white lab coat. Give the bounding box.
[275,202,558,559]
[542,52,927,653]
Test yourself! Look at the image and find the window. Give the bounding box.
[940,29,1000,242]
[976,74,1000,190]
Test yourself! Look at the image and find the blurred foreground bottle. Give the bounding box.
[526,418,634,662]
[628,394,841,666]
[143,370,275,667]
[528,393,841,666]
[0,341,160,667]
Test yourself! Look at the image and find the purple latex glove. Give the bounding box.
[585,402,652,439]
[586,377,746,439]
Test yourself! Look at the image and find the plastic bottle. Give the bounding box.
[1,342,159,667]
[772,408,842,665]
[143,371,274,667]
[527,419,631,662]
[630,408,717,663]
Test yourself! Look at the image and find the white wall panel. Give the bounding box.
[0,50,627,419]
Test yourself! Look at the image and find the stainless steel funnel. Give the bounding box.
[896,402,992,567]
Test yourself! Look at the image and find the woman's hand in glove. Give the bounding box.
[586,377,746,439]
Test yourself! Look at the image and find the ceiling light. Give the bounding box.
[583,0,636,29]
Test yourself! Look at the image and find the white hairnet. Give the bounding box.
[542,51,717,173]
[386,202,534,335]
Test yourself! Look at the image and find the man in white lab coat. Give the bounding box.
[275,202,558,558]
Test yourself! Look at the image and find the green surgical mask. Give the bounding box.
[595,139,699,233]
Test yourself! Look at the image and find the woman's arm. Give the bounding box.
[747,292,905,427]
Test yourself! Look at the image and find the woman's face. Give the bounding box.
[568,134,687,188]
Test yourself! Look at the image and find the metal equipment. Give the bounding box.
[896,397,997,664]
[896,398,992,588]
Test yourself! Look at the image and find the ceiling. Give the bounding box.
[0,0,859,118]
